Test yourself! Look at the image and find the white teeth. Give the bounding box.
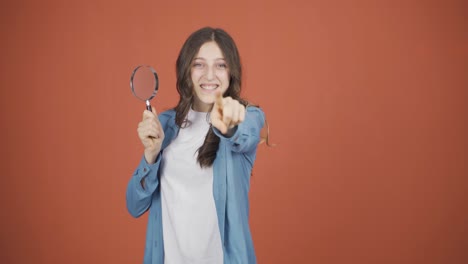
[201,84,218,90]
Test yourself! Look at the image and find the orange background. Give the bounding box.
[1,1,467,263]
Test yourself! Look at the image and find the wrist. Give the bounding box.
[144,148,159,164]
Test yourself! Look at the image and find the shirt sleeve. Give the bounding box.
[212,106,265,153]
[126,153,162,218]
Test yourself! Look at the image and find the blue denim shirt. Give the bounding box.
[126,107,265,264]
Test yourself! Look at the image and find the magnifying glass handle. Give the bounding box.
[146,100,152,112]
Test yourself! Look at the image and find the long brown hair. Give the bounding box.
[174,27,248,168]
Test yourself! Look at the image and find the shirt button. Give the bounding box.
[143,168,147,172]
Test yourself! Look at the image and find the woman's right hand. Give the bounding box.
[137,107,165,164]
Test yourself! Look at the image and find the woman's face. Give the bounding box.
[191,41,230,112]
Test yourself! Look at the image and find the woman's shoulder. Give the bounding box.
[245,105,265,121]
[158,109,176,126]
[246,105,263,113]
[158,108,176,117]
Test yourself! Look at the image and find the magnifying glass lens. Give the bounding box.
[130,65,159,111]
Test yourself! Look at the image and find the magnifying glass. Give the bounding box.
[130,65,159,111]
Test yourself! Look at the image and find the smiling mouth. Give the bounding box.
[200,84,219,90]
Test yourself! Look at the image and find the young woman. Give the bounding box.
[126,27,265,264]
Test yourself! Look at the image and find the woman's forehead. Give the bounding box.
[195,41,224,58]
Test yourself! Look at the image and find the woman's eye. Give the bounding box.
[193,62,204,68]
[217,63,227,69]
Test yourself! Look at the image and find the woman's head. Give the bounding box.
[175,27,244,113]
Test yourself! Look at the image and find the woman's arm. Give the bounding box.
[126,154,162,218]
[126,107,166,218]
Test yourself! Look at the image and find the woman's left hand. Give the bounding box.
[210,91,246,136]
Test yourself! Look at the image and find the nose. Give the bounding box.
[205,65,215,80]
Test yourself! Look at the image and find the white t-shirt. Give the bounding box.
[160,108,223,264]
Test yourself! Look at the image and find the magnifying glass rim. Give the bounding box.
[130,65,159,101]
